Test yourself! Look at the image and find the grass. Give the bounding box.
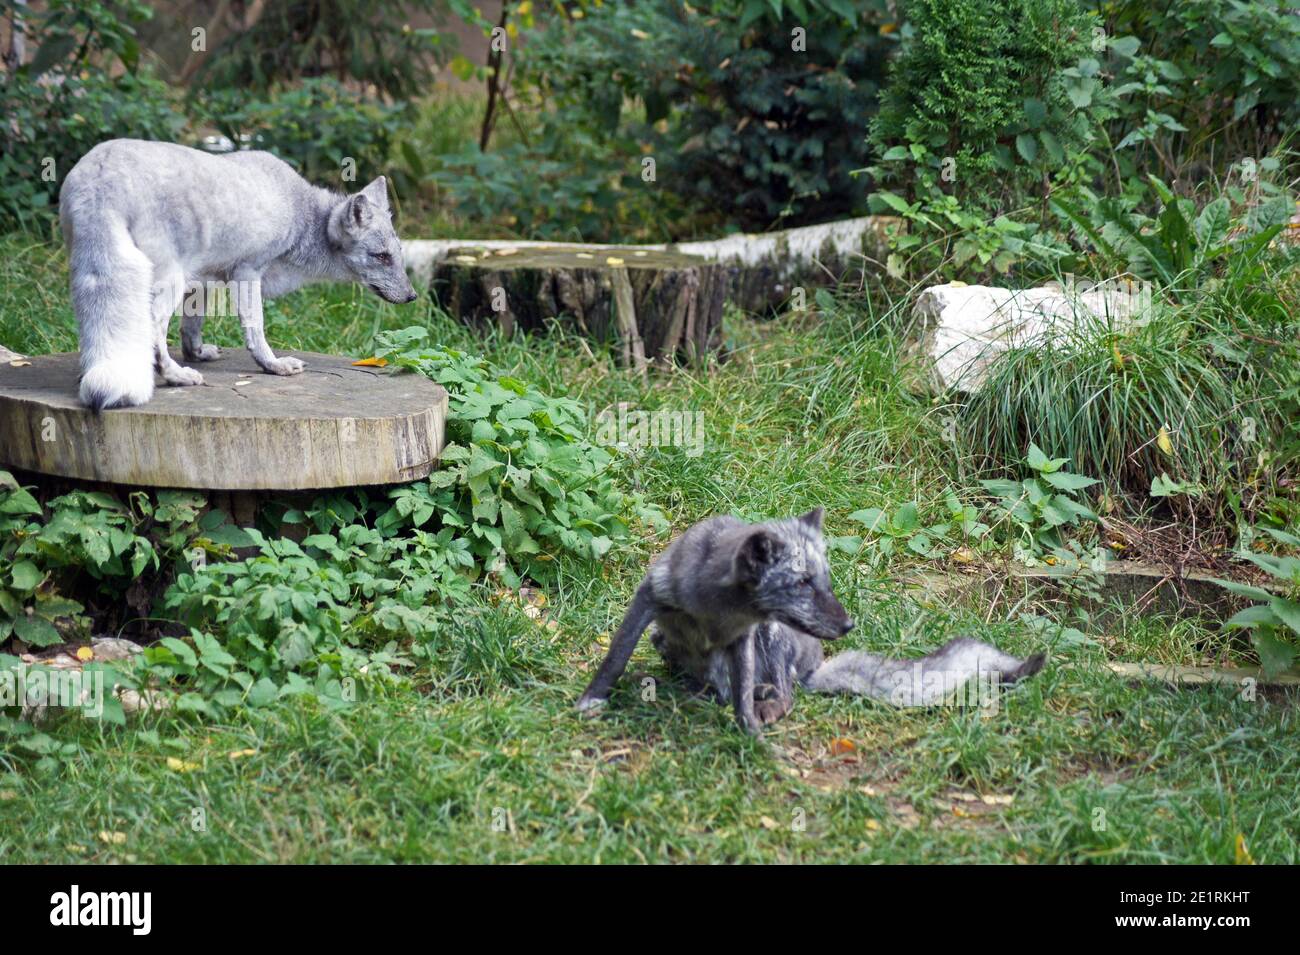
[1,234,1298,863]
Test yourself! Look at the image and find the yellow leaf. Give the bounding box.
[1235,833,1255,865]
[166,757,201,773]
[75,646,94,662]
[351,356,388,367]
[829,737,856,756]
[606,256,626,266]
[947,280,967,288]
[1156,426,1173,456]
[98,830,127,845]
[228,749,257,761]
[951,547,975,564]
[759,815,780,830]
[10,359,31,367]
[630,28,649,39]
[865,818,881,831]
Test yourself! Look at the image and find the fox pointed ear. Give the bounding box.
[359,175,390,210]
[798,507,825,532]
[343,192,374,233]
[733,529,785,586]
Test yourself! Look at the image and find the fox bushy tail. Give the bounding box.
[805,637,1046,707]
[66,213,155,410]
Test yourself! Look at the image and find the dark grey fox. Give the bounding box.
[576,509,1045,733]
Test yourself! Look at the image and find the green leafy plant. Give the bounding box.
[0,0,185,231]
[374,328,665,584]
[835,489,989,566]
[191,79,410,193]
[1211,527,1300,676]
[979,444,1100,565]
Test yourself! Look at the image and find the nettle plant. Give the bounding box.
[374,327,666,586]
[1211,527,1300,677]
[838,489,990,567]
[979,444,1102,566]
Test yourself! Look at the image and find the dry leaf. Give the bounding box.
[166,757,201,773]
[606,256,626,266]
[1235,833,1255,865]
[759,816,780,830]
[228,749,257,761]
[98,831,127,845]
[829,737,856,756]
[454,255,478,264]
[352,356,388,367]
[75,646,94,662]
[951,547,975,564]
[10,360,31,367]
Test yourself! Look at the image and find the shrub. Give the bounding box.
[440,0,892,240]
[867,0,1096,277]
[191,0,466,99]
[191,79,410,193]
[0,0,185,231]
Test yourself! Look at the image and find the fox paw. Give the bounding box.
[184,344,222,362]
[755,697,793,726]
[575,694,607,716]
[161,365,204,387]
[263,356,305,376]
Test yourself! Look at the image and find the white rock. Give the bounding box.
[909,279,1152,392]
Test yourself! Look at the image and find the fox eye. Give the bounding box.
[370,251,392,264]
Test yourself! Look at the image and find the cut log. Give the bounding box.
[406,215,898,315]
[0,350,447,490]
[429,246,726,368]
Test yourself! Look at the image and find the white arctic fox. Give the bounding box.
[59,139,418,410]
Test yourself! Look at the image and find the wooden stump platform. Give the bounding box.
[0,351,447,490]
[430,245,726,371]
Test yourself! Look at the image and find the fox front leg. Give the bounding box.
[232,269,305,376]
[729,628,761,735]
[577,581,657,713]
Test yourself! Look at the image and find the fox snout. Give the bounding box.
[818,591,855,640]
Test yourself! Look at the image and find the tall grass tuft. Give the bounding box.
[956,305,1268,512]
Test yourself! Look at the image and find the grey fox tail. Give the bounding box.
[804,637,1046,707]
[64,208,155,411]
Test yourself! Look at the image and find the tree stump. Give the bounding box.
[0,351,447,490]
[429,246,727,371]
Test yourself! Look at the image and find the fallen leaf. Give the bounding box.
[947,280,967,288]
[981,794,1014,806]
[0,790,16,801]
[1156,426,1174,456]
[166,757,201,773]
[951,547,975,564]
[576,252,595,260]
[10,360,31,367]
[65,844,87,854]
[759,816,780,830]
[454,255,478,264]
[75,646,94,662]
[228,749,257,761]
[1235,833,1255,865]
[864,818,881,831]
[829,737,856,756]
[606,256,626,266]
[98,830,127,845]
[351,356,388,367]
